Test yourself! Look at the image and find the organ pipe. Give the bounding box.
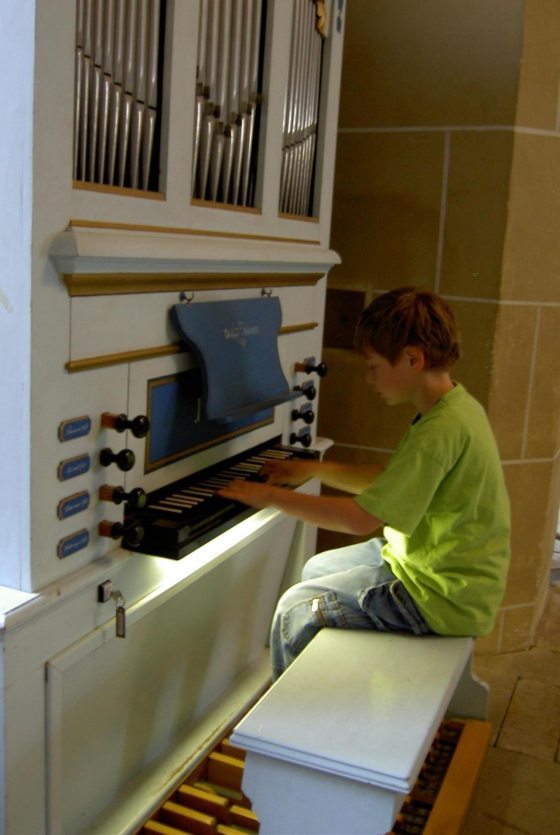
[192,0,266,207]
[279,0,325,217]
[73,0,163,192]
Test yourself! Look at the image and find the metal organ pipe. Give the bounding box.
[279,0,325,218]
[192,0,265,207]
[107,0,125,185]
[97,0,114,186]
[241,0,262,206]
[73,0,84,180]
[73,0,163,191]
[143,0,160,190]
[129,0,147,190]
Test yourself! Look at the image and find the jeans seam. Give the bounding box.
[313,596,328,628]
[315,591,354,629]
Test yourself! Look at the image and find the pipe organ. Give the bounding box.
[0,1,346,833]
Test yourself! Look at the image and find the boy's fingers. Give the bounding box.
[259,461,285,482]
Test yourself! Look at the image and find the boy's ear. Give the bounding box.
[405,345,425,371]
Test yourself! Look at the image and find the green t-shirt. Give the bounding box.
[355,383,510,636]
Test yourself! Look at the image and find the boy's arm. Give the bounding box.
[262,459,383,494]
[218,480,383,535]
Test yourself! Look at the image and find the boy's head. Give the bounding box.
[354,286,461,370]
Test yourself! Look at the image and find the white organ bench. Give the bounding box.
[232,630,490,835]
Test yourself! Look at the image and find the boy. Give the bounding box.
[219,287,511,679]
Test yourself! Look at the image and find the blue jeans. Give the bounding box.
[270,538,432,679]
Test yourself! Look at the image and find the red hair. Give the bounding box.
[354,287,461,370]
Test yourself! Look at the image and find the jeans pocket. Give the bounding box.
[359,580,431,635]
[389,580,431,635]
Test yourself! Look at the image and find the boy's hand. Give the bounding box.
[259,459,315,486]
[218,479,273,509]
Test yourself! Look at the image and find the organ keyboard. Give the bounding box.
[125,439,319,559]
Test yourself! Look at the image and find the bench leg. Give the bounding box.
[446,648,489,721]
[242,751,405,835]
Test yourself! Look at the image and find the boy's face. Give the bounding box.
[363,347,420,406]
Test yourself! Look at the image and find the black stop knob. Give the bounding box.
[101,412,150,438]
[124,487,147,510]
[290,430,312,448]
[291,405,315,425]
[99,520,145,547]
[123,522,145,548]
[99,485,147,510]
[296,357,328,377]
[312,362,328,377]
[99,447,136,471]
[293,381,317,401]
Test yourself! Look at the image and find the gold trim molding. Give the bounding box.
[63,272,323,296]
[69,218,320,246]
[280,322,319,335]
[65,344,183,373]
[72,183,166,201]
[65,323,319,372]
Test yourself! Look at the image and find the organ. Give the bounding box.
[0,1,346,833]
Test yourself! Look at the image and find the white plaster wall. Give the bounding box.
[0,1,35,589]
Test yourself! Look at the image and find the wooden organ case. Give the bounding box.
[0,2,345,834]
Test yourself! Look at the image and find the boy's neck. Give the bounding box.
[414,372,455,416]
